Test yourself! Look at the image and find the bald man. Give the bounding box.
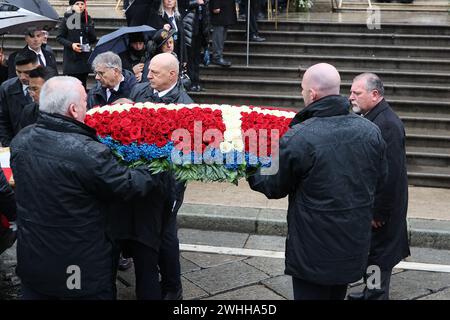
[129,53,193,104]
[248,63,388,300]
[127,53,192,300]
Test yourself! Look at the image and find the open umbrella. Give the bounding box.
[0,4,58,35]
[88,25,156,64]
[2,0,59,20]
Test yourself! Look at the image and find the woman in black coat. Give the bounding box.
[56,1,97,88]
[146,0,187,65]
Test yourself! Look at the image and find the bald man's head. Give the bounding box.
[301,63,341,107]
[147,53,180,92]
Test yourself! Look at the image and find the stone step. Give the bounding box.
[223,41,450,59]
[201,65,450,86]
[222,52,450,72]
[227,30,450,47]
[189,90,450,120]
[337,0,449,12]
[199,78,450,100]
[232,20,450,36]
[407,151,450,168]
[407,165,450,188]
[87,18,450,36]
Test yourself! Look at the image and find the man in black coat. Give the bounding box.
[128,52,192,300]
[0,167,17,255]
[10,76,170,300]
[0,51,38,147]
[348,73,410,300]
[248,63,388,300]
[7,29,58,79]
[20,66,52,130]
[88,52,137,109]
[209,0,236,67]
[130,52,193,104]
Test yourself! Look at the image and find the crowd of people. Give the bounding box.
[0,0,410,301]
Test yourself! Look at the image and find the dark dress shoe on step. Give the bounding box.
[211,58,231,67]
[249,35,266,42]
[189,84,202,92]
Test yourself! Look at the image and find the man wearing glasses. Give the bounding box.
[87,52,137,109]
[0,51,38,146]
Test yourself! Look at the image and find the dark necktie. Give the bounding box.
[37,53,45,67]
[150,91,162,103]
[168,16,176,30]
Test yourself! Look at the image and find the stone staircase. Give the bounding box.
[333,0,449,12]
[2,7,450,187]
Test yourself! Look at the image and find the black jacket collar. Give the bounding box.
[290,95,350,127]
[363,99,389,122]
[37,112,98,140]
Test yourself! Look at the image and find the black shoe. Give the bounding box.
[118,257,132,271]
[347,292,365,300]
[189,84,202,92]
[249,35,266,42]
[162,288,183,300]
[211,58,231,67]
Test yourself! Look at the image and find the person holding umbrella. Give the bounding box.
[57,0,97,89]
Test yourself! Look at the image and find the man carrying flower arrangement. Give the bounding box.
[10,76,171,300]
[247,63,388,300]
[125,52,193,300]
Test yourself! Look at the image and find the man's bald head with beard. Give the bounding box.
[301,63,341,107]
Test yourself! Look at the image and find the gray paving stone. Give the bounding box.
[244,257,286,277]
[204,284,285,300]
[182,252,246,269]
[390,270,450,300]
[256,209,287,236]
[406,247,450,265]
[418,287,450,300]
[184,261,270,295]
[261,275,294,300]
[178,228,249,248]
[182,277,209,300]
[244,234,286,252]
[180,256,201,274]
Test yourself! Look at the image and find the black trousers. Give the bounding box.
[21,282,115,300]
[292,277,348,300]
[361,269,392,300]
[187,31,202,86]
[243,0,260,36]
[159,201,182,296]
[119,239,161,300]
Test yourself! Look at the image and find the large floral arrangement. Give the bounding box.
[86,103,296,184]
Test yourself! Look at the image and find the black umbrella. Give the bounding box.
[3,0,59,20]
[0,5,58,35]
[125,0,157,26]
[88,25,156,64]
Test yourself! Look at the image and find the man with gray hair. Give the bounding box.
[87,51,137,109]
[10,76,171,299]
[247,63,388,300]
[348,73,410,300]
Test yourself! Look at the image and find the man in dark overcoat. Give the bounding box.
[247,63,388,300]
[209,0,236,66]
[348,72,410,300]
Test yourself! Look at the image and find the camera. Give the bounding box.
[80,44,91,53]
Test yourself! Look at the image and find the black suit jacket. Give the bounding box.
[7,46,58,79]
[0,77,33,146]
